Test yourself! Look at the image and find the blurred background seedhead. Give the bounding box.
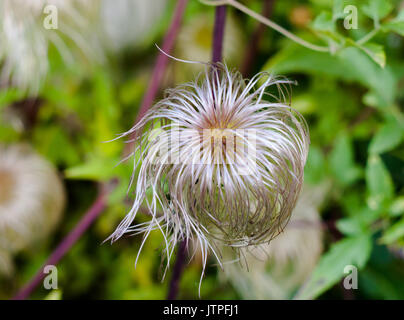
[0,0,100,93]
[98,0,168,53]
[0,144,65,275]
[174,12,244,81]
[0,0,403,300]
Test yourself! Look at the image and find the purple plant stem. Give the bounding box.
[13,191,106,300]
[166,5,228,300]
[13,0,189,300]
[137,0,188,121]
[125,0,188,155]
[241,0,275,77]
[167,240,188,300]
[212,6,227,64]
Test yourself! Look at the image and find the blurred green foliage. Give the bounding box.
[1,0,404,300]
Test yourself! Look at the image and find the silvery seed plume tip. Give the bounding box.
[110,64,310,270]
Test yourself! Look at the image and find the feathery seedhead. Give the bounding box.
[111,64,309,270]
[98,0,167,52]
[221,183,326,299]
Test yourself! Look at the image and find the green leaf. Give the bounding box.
[292,93,317,114]
[336,218,366,236]
[356,43,386,68]
[33,126,80,167]
[65,157,130,181]
[310,11,342,51]
[333,0,360,21]
[337,205,381,235]
[369,119,404,154]
[362,0,394,23]
[262,45,396,108]
[295,234,372,300]
[382,21,404,36]
[304,146,327,184]
[366,154,394,210]
[312,11,335,32]
[329,133,362,187]
[380,218,404,244]
[44,290,62,300]
[65,158,116,181]
[382,9,404,36]
[0,88,25,109]
[389,197,404,217]
[91,70,122,157]
[333,0,348,20]
[360,267,404,299]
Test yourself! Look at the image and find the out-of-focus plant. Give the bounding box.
[202,0,404,68]
[0,0,100,94]
[97,0,168,53]
[0,144,65,276]
[174,11,244,81]
[1,0,404,300]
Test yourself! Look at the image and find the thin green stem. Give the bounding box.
[356,27,380,45]
[200,0,330,53]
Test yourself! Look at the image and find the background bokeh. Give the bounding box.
[1,0,404,300]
